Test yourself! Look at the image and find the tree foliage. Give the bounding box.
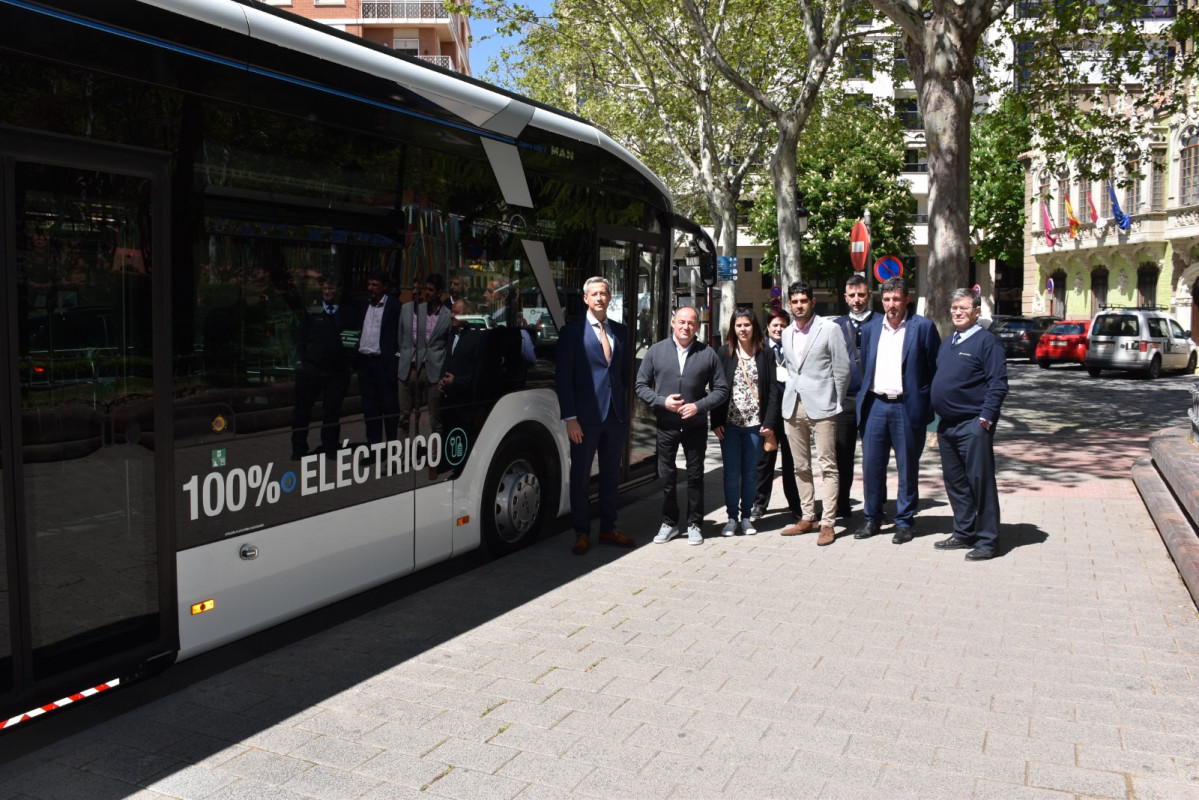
[995,0,1199,182]
[970,95,1030,266]
[748,98,914,284]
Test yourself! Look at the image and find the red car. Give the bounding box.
[1035,319,1091,368]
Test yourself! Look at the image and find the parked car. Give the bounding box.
[992,316,1059,360]
[455,314,495,330]
[980,314,1014,331]
[533,313,558,346]
[1035,319,1091,368]
[1085,306,1197,379]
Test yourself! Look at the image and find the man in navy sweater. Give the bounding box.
[930,288,1009,560]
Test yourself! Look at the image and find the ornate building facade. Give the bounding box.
[1024,120,1199,336]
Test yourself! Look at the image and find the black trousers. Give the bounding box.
[753,429,800,517]
[833,394,859,515]
[937,417,1000,552]
[357,354,399,445]
[657,425,708,528]
[569,411,626,535]
[291,369,349,457]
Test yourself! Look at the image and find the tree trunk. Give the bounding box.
[906,25,974,332]
[716,199,740,345]
[772,112,803,289]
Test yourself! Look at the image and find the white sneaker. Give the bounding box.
[653,523,679,544]
[721,519,739,537]
[687,525,703,545]
[741,519,757,536]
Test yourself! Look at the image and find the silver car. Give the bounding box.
[1085,306,1197,379]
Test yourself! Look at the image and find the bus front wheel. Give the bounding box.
[481,438,550,557]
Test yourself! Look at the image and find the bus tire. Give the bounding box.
[481,435,551,558]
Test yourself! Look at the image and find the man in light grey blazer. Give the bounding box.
[778,280,850,546]
[398,274,453,440]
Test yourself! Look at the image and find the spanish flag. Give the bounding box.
[1064,196,1080,239]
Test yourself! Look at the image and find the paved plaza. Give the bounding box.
[1,364,1198,799]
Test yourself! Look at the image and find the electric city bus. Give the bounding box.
[0,0,713,727]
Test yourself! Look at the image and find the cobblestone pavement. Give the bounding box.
[1,363,1198,799]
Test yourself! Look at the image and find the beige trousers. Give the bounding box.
[785,402,839,528]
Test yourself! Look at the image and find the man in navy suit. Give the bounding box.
[355,270,401,446]
[854,276,941,544]
[555,277,635,556]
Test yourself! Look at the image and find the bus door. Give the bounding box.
[0,134,174,720]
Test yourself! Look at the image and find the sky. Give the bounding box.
[465,1,553,83]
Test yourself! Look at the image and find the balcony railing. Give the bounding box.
[419,54,453,69]
[363,1,449,19]
[903,162,928,173]
[910,213,929,224]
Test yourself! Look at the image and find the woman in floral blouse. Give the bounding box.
[712,307,781,536]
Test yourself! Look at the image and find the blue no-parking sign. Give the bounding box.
[873,255,904,283]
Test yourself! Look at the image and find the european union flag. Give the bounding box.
[1107,181,1131,231]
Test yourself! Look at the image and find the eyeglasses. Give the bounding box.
[949,306,976,314]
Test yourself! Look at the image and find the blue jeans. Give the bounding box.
[720,424,763,521]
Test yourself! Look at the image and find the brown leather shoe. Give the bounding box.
[817,525,836,546]
[598,529,636,548]
[571,534,590,555]
[780,519,818,536]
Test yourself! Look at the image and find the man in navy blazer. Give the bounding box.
[355,271,401,447]
[555,277,635,556]
[854,276,941,544]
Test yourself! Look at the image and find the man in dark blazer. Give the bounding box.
[635,306,728,547]
[854,276,941,544]
[555,277,635,556]
[291,276,354,460]
[833,274,873,518]
[438,299,486,478]
[355,270,401,447]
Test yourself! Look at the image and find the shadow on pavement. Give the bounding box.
[997,522,1050,557]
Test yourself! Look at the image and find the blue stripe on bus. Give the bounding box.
[4,0,515,145]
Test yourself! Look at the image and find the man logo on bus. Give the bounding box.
[445,428,468,467]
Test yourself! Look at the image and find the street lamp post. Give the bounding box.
[863,207,872,297]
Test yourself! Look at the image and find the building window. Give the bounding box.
[903,149,928,173]
[1076,177,1088,221]
[1151,152,1166,211]
[1137,264,1158,307]
[1125,160,1142,214]
[1181,136,1199,206]
[1101,172,1112,218]
[392,38,419,56]
[894,97,922,130]
[1091,268,1109,313]
[893,43,912,83]
[1057,178,1068,226]
[846,45,874,80]
[1038,175,1052,230]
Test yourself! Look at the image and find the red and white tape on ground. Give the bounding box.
[0,679,120,731]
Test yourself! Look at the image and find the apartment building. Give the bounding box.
[268,0,472,75]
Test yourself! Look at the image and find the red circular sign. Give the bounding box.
[850,221,870,272]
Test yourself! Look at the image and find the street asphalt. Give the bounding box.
[1,362,1197,799]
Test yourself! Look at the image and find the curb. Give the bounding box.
[1133,425,1199,608]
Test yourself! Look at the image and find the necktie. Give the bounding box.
[325,304,335,315]
[952,331,961,346]
[773,342,783,364]
[597,321,611,363]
